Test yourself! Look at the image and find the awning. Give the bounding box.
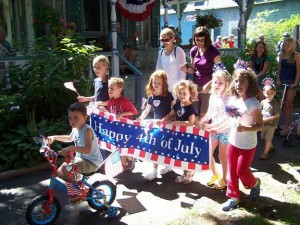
[117,0,156,21]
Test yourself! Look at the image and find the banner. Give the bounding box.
[91,112,210,172]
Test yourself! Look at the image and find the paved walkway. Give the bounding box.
[0,111,299,225]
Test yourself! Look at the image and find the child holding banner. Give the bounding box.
[197,70,232,190]
[162,80,198,184]
[77,55,110,106]
[138,70,176,181]
[221,68,263,211]
[100,77,139,171]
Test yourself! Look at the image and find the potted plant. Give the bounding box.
[196,11,222,29]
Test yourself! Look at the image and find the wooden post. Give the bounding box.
[110,0,119,77]
[162,0,169,28]
[240,0,246,49]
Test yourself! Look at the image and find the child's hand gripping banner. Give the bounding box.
[91,111,210,172]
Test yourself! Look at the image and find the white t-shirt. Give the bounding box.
[205,94,231,134]
[156,46,186,92]
[227,97,261,149]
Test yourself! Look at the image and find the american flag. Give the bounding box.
[105,149,123,178]
[66,181,81,197]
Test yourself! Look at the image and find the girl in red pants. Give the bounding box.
[221,68,263,211]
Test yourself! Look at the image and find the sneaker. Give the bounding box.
[213,179,227,190]
[124,158,137,172]
[183,175,193,184]
[221,199,239,211]
[250,178,261,200]
[207,174,221,186]
[175,175,185,183]
[144,172,157,181]
[160,166,173,175]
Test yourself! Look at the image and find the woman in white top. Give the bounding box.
[156,28,186,92]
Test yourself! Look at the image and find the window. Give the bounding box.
[83,0,100,31]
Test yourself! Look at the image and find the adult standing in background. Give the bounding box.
[228,34,235,48]
[276,32,291,53]
[258,34,265,43]
[213,35,222,49]
[222,36,229,48]
[181,26,221,118]
[156,28,186,92]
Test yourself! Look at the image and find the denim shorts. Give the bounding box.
[211,133,229,144]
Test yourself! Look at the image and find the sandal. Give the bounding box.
[175,175,185,183]
[183,171,194,184]
[213,179,227,190]
[69,196,83,204]
[260,153,268,160]
[207,173,221,186]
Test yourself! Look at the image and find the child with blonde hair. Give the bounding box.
[162,80,198,184]
[101,77,138,170]
[77,55,110,106]
[221,68,263,211]
[139,70,176,180]
[197,70,232,189]
[277,37,300,136]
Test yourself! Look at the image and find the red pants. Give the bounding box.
[226,144,257,199]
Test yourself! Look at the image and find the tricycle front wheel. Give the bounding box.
[25,195,61,225]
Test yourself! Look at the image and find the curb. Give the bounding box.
[0,158,64,181]
[0,162,50,181]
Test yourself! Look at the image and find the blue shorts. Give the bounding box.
[211,133,229,144]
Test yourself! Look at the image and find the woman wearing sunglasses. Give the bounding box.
[156,28,187,92]
[181,26,222,118]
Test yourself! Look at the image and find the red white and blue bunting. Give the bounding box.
[117,0,156,21]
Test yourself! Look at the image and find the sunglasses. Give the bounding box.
[160,38,171,42]
[195,38,205,43]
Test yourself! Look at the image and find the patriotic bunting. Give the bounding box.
[117,0,156,21]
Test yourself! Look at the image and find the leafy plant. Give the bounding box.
[195,11,222,29]
[0,36,101,171]
[0,117,68,172]
[33,4,64,37]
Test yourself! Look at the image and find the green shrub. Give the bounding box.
[0,117,69,172]
[0,37,101,171]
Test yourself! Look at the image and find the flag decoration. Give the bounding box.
[225,106,241,118]
[91,111,210,172]
[64,82,80,95]
[105,149,124,178]
[66,181,81,197]
[116,0,156,22]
